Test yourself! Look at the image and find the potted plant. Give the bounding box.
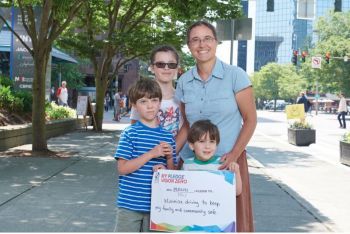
[340,132,350,166]
[288,120,316,146]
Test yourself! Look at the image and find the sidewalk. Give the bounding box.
[0,110,341,232]
[247,110,350,232]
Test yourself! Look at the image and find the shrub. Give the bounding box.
[13,90,33,113]
[0,86,13,109]
[45,102,76,120]
[289,120,313,130]
[0,86,33,113]
[342,132,350,143]
[0,75,14,88]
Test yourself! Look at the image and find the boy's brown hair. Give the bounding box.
[128,79,162,105]
[187,120,220,145]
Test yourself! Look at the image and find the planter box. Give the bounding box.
[0,118,88,151]
[340,141,350,166]
[288,128,316,146]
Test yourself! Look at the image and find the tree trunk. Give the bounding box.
[94,73,108,131]
[32,51,49,151]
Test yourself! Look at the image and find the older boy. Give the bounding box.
[114,79,176,232]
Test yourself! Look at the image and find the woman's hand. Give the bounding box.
[218,152,237,170]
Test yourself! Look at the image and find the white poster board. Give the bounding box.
[150,170,236,232]
[76,96,88,116]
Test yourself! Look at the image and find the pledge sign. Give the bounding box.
[150,170,236,232]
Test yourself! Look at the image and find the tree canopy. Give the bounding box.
[57,0,243,130]
[251,63,306,109]
[300,11,350,96]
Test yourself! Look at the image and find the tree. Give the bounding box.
[0,0,85,151]
[251,63,305,111]
[58,0,243,131]
[300,11,350,96]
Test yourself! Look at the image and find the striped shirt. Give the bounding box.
[115,121,176,212]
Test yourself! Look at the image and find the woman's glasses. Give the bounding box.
[153,62,178,69]
[189,36,216,46]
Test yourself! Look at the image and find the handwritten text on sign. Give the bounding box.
[150,170,236,232]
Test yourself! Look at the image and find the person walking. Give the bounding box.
[297,92,310,113]
[338,93,347,129]
[175,21,256,232]
[104,94,110,112]
[114,91,122,121]
[56,81,68,107]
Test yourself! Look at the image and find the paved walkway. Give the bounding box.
[0,110,346,232]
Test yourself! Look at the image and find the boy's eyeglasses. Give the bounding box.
[153,62,178,69]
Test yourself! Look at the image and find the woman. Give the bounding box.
[175,21,257,232]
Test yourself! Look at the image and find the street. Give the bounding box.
[248,110,350,232]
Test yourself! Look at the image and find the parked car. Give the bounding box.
[264,100,287,110]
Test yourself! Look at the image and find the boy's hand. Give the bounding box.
[149,142,172,158]
[153,164,166,172]
[160,142,172,159]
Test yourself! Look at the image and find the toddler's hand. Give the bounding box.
[228,162,240,174]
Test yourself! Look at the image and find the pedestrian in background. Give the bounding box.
[175,20,256,232]
[56,81,68,107]
[114,91,122,121]
[338,92,347,129]
[114,79,176,232]
[297,92,310,113]
[104,93,110,112]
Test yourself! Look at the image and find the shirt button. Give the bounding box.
[201,98,203,101]
[200,110,202,113]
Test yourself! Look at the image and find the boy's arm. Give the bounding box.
[118,144,167,175]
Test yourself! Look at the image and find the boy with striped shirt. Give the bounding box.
[114,79,176,232]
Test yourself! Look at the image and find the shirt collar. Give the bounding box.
[190,58,225,82]
[193,155,219,165]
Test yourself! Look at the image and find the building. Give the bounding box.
[219,0,350,73]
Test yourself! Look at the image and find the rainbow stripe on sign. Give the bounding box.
[150,221,235,232]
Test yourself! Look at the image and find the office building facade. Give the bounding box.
[237,0,350,72]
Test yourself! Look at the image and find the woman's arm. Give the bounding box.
[219,87,257,169]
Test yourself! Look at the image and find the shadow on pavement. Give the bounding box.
[248,146,334,232]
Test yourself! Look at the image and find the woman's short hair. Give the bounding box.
[186,20,217,44]
[150,45,180,65]
[128,79,162,105]
[187,119,220,145]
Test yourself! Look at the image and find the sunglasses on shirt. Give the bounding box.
[153,62,178,69]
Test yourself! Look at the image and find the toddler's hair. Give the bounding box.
[128,79,162,105]
[187,120,220,145]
